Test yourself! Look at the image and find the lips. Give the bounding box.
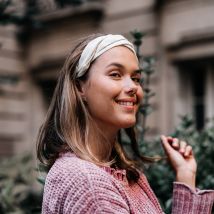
[115,98,137,108]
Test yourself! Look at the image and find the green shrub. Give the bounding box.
[0,154,43,214]
[131,31,214,213]
[142,116,214,213]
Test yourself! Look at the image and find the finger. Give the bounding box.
[184,145,193,157]
[171,138,180,150]
[179,140,187,154]
[160,135,174,156]
[167,137,173,144]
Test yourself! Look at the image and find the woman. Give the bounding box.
[37,34,214,213]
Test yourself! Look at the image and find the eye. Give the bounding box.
[131,74,141,83]
[109,71,121,78]
[132,77,141,83]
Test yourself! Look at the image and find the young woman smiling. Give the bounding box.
[37,34,214,213]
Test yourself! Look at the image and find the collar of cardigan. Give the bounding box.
[59,152,128,183]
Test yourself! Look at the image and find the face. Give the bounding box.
[81,46,143,131]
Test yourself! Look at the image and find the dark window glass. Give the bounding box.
[192,68,205,130]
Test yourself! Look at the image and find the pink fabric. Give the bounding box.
[172,183,214,214]
[42,152,214,213]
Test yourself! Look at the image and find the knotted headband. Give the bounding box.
[75,34,137,78]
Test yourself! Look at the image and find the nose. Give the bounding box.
[123,77,138,95]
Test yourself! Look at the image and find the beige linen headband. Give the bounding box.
[75,34,137,78]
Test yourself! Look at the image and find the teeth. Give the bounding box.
[117,101,134,106]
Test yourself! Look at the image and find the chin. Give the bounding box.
[119,118,136,128]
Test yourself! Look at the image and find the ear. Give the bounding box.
[77,80,87,100]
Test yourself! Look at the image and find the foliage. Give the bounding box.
[131,31,214,213]
[0,0,89,26]
[0,154,43,214]
[0,0,39,26]
[0,0,90,44]
[172,115,214,190]
[131,30,156,141]
[143,116,214,213]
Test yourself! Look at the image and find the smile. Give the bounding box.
[117,101,134,106]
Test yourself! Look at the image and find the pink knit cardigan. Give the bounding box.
[42,152,214,213]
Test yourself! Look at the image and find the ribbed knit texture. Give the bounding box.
[42,152,214,214]
[172,183,214,214]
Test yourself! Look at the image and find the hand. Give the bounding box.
[160,135,197,190]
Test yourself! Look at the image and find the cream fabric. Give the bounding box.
[75,34,136,78]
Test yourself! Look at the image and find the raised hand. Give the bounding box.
[160,135,197,190]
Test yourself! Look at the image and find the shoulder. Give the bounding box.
[46,153,112,185]
[42,153,129,213]
[44,153,116,198]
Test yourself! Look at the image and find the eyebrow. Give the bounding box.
[106,63,142,74]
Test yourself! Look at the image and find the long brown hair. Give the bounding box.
[37,33,153,183]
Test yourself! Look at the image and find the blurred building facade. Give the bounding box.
[0,0,214,156]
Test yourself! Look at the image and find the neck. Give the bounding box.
[88,121,119,162]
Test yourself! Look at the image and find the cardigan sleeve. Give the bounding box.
[42,159,130,214]
[172,182,214,214]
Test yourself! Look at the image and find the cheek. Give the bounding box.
[90,79,121,99]
[85,81,117,107]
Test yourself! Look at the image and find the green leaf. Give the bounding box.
[36,177,46,185]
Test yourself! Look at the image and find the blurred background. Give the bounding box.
[0,0,214,212]
[1,0,214,157]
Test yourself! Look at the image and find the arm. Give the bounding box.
[161,135,214,214]
[161,136,197,190]
[172,182,214,214]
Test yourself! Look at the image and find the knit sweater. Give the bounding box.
[42,152,214,214]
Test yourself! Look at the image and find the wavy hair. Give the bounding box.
[37,34,154,183]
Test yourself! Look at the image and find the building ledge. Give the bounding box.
[36,2,105,23]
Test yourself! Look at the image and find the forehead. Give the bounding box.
[91,46,139,69]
